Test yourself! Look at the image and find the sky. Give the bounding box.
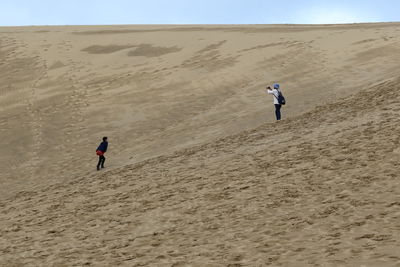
[0,0,399,26]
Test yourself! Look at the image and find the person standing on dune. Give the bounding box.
[96,137,108,171]
[266,83,286,121]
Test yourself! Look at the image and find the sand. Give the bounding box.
[0,24,400,266]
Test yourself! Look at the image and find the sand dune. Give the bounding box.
[1,24,400,266]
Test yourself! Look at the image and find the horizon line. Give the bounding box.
[1,21,399,28]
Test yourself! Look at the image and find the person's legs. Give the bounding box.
[97,155,102,170]
[275,104,282,120]
[101,155,106,168]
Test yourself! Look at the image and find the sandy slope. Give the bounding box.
[1,24,400,199]
[1,76,400,266]
[1,24,400,266]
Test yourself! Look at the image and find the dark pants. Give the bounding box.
[275,104,282,120]
[97,155,105,169]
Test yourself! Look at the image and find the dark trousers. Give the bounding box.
[274,104,282,120]
[97,155,105,169]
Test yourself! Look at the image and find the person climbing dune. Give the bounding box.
[266,83,286,121]
[96,136,108,171]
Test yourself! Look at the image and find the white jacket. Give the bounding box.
[267,89,281,105]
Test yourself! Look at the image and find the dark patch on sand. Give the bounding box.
[240,41,298,52]
[49,61,66,70]
[82,45,135,54]
[352,39,377,45]
[182,40,237,71]
[128,44,182,57]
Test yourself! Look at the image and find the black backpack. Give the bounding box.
[274,91,286,105]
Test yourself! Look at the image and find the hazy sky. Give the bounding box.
[0,0,399,26]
